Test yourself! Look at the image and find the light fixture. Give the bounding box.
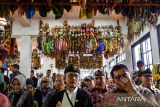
[0,18,7,26]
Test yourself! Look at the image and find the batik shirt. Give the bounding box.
[102,86,158,107]
[89,88,107,107]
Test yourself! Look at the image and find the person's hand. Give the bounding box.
[118,76,137,95]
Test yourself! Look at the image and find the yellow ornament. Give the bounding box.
[0,60,2,68]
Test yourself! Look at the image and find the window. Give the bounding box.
[109,59,116,69]
[132,33,153,70]
[157,24,160,57]
[116,52,126,64]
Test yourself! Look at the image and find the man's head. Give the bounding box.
[46,69,51,77]
[141,68,153,88]
[111,64,131,90]
[52,73,57,81]
[26,78,34,92]
[137,60,145,72]
[10,64,19,73]
[30,70,34,78]
[94,70,106,89]
[64,64,80,90]
[41,77,50,89]
[84,76,95,90]
[36,73,40,79]
[54,74,65,91]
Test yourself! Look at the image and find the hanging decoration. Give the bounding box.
[79,55,102,69]
[0,19,19,67]
[31,48,41,70]
[114,0,160,41]
[37,20,125,69]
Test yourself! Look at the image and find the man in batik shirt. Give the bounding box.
[90,70,108,107]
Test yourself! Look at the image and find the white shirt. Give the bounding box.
[61,87,78,107]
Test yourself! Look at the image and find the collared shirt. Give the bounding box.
[141,85,160,105]
[61,87,78,107]
[102,86,158,107]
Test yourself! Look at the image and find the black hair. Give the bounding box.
[0,68,5,73]
[31,70,34,73]
[110,64,129,79]
[47,69,51,72]
[11,64,19,70]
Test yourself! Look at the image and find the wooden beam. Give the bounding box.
[0,2,160,7]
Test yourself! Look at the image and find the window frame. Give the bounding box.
[109,59,116,69]
[116,52,126,64]
[131,32,153,70]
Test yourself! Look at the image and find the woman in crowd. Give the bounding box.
[26,78,42,107]
[7,74,33,107]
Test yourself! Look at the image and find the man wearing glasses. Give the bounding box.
[140,68,160,104]
[103,64,158,107]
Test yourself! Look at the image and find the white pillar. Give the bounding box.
[150,27,160,64]
[20,36,32,78]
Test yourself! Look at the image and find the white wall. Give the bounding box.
[12,19,39,37]
[106,16,160,78]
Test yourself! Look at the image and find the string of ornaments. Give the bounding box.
[37,20,125,69]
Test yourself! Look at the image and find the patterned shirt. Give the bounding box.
[102,86,158,107]
[89,88,107,107]
[141,85,160,105]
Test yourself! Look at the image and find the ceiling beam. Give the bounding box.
[0,2,160,7]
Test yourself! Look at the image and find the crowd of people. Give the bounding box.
[0,60,160,107]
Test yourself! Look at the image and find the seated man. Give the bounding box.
[103,64,158,107]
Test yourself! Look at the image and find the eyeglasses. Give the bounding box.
[142,75,153,78]
[113,73,128,80]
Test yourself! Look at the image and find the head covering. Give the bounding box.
[64,64,80,74]
[142,68,152,75]
[137,60,145,67]
[12,74,26,89]
[94,70,106,77]
[26,78,34,87]
[84,76,94,81]
[41,77,50,83]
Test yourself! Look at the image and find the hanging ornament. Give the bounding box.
[0,60,2,68]
[79,0,86,19]
[97,0,109,15]
[27,5,36,19]
[39,6,49,17]
[86,0,95,18]
[97,39,105,54]
[64,0,72,12]
[52,0,64,19]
